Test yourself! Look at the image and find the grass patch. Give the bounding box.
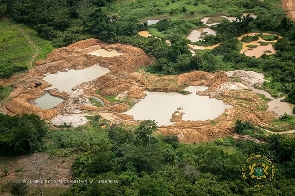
[210,120,218,125]
[103,95,120,103]
[0,86,13,101]
[241,35,259,43]
[257,93,272,102]
[178,90,190,95]
[0,20,54,78]
[258,34,279,41]
[246,44,258,48]
[258,41,270,46]
[148,27,167,38]
[272,114,295,131]
[207,16,228,24]
[89,97,103,107]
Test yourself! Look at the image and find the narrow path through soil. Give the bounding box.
[263,128,295,134]
[3,18,40,70]
[0,18,40,114]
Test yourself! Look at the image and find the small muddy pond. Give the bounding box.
[243,44,275,58]
[138,31,151,37]
[124,86,233,126]
[201,13,257,26]
[238,33,280,58]
[88,49,123,57]
[187,28,216,42]
[147,19,160,25]
[251,88,294,116]
[43,64,110,93]
[32,93,64,109]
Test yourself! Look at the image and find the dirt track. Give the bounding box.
[282,0,295,20]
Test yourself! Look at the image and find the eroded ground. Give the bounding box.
[0,39,282,144]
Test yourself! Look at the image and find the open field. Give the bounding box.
[0,19,54,78]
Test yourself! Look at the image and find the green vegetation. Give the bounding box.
[0,113,48,155]
[0,86,13,100]
[0,0,295,195]
[246,44,258,48]
[178,89,190,95]
[258,33,279,41]
[89,97,103,107]
[0,20,54,78]
[103,95,120,103]
[272,114,295,131]
[49,118,294,195]
[258,41,270,46]
[241,35,259,43]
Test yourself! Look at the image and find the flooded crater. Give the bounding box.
[124,86,233,126]
[32,92,64,109]
[43,64,110,93]
[187,28,216,42]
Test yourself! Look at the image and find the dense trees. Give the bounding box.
[0,114,47,154]
[59,118,295,195]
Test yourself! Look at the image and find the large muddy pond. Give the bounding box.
[124,86,233,126]
[187,28,216,42]
[43,64,110,93]
[32,93,64,109]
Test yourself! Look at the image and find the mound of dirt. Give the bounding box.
[226,70,264,86]
[282,0,295,20]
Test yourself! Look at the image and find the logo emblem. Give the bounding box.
[242,154,275,187]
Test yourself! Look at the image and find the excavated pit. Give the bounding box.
[1,38,291,144]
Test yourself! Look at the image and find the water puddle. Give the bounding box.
[238,33,279,58]
[187,28,216,42]
[32,93,64,109]
[243,44,275,58]
[201,13,257,26]
[88,49,123,57]
[124,86,233,126]
[251,88,294,116]
[147,19,160,25]
[138,31,151,37]
[43,64,110,93]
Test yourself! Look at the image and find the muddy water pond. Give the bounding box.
[251,88,294,116]
[43,64,110,93]
[124,86,233,126]
[88,49,123,57]
[147,19,160,25]
[32,93,64,109]
[187,28,216,42]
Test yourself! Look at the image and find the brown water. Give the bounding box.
[43,64,110,93]
[124,86,233,126]
[238,33,280,58]
[88,49,123,57]
[138,31,151,37]
[187,28,216,42]
[251,88,294,116]
[33,93,64,109]
[200,13,257,26]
